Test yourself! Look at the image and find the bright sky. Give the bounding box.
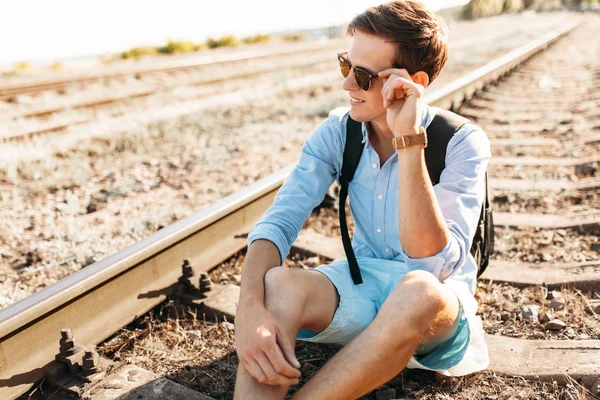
[1,0,468,65]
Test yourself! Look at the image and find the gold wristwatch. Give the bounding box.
[391,126,428,150]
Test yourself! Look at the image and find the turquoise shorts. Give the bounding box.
[296,257,470,371]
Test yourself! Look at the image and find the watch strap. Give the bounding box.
[392,127,428,149]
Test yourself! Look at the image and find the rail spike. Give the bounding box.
[178,258,201,293]
[43,328,88,387]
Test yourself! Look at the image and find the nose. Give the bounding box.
[342,69,359,92]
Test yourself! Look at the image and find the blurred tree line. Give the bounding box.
[462,0,598,19]
[121,32,304,60]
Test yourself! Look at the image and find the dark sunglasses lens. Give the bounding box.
[338,56,350,78]
[354,68,371,91]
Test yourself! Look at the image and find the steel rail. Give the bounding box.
[0,19,585,399]
[0,167,290,398]
[10,56,334,122]
[0,40,346,100]
[2,57,336,143]
[424,19,582,110]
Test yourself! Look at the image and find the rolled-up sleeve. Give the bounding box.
[247,115,343,264]
[405,123,491,280]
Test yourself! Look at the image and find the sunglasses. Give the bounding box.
[337,52,379,91]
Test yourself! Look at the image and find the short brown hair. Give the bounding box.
[347,1,449,84]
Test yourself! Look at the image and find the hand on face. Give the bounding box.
[378,68,425,137]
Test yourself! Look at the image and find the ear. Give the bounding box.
[411,71,430,88]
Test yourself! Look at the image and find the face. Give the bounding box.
[341,31,396,125]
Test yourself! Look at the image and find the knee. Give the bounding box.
[381,270,446,331]
[264,267,307,314]
[398,270,446,311]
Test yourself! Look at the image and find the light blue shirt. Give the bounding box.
[248,105,491,282]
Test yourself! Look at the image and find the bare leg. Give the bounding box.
[291,270,460,400]
[234,268,339,400]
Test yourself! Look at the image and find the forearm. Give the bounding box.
[239,239,282,307]
[397,147,449,258]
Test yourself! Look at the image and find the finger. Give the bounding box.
[255,352,284,385]
[381,86,389,108]
[381,75,405,95]
[386,88,394,108]
[379,68,412,79]
[394,87,407,102]
[381,82,396,108]
[381,85,402,110]
[384,75,415,92]
[256,352,299,386]
[276,330,301,369]
[242,357,268,385]
[265,341,301,378]
[389,86,397,102]
[384,76,419,103]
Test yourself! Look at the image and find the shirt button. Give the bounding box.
[372,163,377,169]
[377,194,383,200]
[376,227,382,233]
[385,248,390,253]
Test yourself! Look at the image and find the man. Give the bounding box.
[234,1,491,399]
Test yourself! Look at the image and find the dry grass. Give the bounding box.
[93,245,600,400]
[97,301,597,400]
[98,301,238,398]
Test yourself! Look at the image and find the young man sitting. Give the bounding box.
[233,1,491,398]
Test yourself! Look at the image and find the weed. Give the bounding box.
[10,61,33,75]
[206,35,240,49]
[122,47,159,59]
[157,40,201,54]
[282,33,305,42]
[242,33,271,44]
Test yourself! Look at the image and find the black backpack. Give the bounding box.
[338,109,493,285]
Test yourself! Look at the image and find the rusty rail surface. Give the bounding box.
[0,19,588,399]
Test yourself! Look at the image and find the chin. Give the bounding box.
[349,108,370,122]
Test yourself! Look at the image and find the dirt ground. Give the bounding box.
[9,11,600,400]
[93,245,598,400]
[491,191,600,214]
[97,305,590,400]
[0,11,580,309]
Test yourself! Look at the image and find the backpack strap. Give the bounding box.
[340,116,364,284]
[340,109,491,284]
[474,171,494,277]
[423,110,494,277]
[424,109,469,185]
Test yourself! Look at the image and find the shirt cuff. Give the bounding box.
[404,237,461,281]
[247,224,289,266]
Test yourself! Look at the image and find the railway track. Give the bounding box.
[1,17,599,399]
[0,48,341,143]
[0,40,347,101]
[0,14,565,104]
[7,56,334,121]
[0,14,576,146]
